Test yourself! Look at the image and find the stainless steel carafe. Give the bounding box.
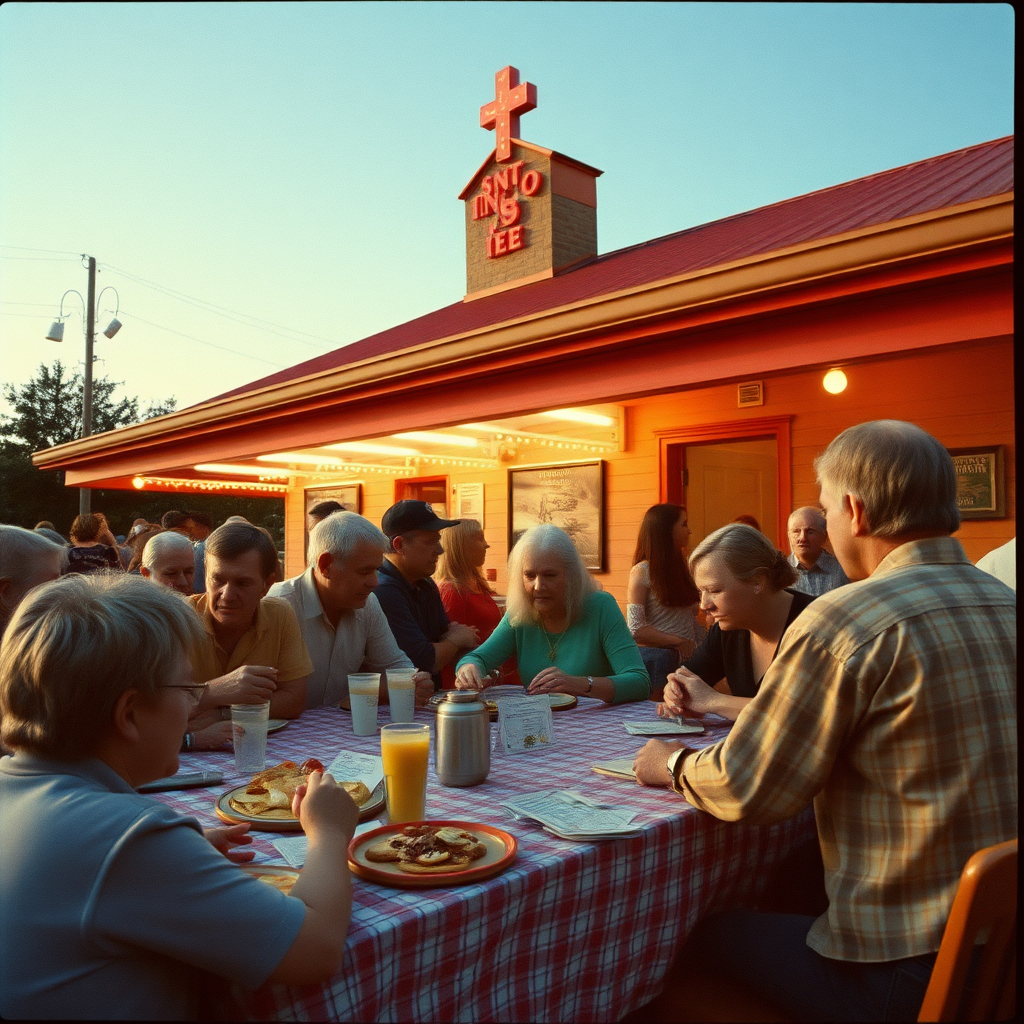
[434,691,490,787]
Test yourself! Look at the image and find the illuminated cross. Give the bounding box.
[479,66,537,163]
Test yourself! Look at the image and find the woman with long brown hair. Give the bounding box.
[627,504,705,696]
[435,519,519,688]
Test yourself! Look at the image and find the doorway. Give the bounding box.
[394,476,449,517]
[658,416,791,549]
[683,439,778,545]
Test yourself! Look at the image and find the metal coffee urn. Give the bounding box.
[434,691,490,786]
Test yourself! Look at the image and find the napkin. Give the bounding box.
[271,819,384,868]
[624,719,704,736]
[324,751,384,792]
[503,790,641,840]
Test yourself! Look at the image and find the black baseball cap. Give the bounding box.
[381,500,461,538]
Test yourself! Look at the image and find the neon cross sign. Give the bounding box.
[479,65,537,163]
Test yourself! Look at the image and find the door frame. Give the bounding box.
[656,416,792,549]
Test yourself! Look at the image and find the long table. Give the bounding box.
[160,700,815,1022]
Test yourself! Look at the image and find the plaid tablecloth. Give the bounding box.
[161,701,815,1022]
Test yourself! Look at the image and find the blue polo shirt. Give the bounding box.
[0,754,304,1020]
[374,559,449,689]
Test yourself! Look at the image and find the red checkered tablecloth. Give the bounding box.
[158,700,815,1022]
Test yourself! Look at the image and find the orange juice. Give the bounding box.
[380,724,430,823]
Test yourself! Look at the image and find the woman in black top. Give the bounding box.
[658,522,814,722]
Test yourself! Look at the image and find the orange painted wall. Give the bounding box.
[284,337,1014,609]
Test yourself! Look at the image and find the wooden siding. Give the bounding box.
[284,337,1014,609]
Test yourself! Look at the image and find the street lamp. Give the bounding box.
[46,255,122,516]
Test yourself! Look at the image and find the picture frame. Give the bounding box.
[947,446,1006,520]
[508,461,605,571]
[304,483,362,558]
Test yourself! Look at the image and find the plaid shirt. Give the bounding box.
[788,548,850,596]
[675,537,1017,962]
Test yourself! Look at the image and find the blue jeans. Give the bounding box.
[639,646,680,693]
[686,910,935,1022]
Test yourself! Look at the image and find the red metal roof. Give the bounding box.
[212,135,1013,403]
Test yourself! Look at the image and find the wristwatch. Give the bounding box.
[666,747,687,787]
[586,676,594,694]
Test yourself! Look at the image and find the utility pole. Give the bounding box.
[80,256,97,516]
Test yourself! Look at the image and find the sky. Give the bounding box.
[0,2,1014,419]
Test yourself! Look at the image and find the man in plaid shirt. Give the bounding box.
[635,420,1017,1021]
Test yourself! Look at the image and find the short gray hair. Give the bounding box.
[0,573,203,758]
[788,506,827,532]
[308,511,389,569]
[0,526,68,621]
[141,530,195,569]
[505,524,597,628]
[690,523,797,592]
[814,420,960,537]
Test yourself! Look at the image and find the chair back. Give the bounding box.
[917,838,1017,1022]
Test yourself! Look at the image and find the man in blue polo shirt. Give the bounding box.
[374,501,479,691]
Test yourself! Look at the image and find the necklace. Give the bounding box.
[539,622,564,661]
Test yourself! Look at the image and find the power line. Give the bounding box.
[0,254,82,263]
[99,262,341,352]
[0,244,83,256]
[119,309,287,368]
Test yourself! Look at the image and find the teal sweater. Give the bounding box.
[456,590,650,704]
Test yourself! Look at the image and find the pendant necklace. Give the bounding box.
[539,622,564,661]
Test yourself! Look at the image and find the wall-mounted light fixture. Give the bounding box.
[823,369,848,394]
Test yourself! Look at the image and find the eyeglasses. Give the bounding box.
[162,683,208,707]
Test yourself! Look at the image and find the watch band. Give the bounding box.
[586,676,594,694]
[666,747,689,792]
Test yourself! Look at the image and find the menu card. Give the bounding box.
[503,789,641,841]
[324,751,384,792]
[271,819,384,868]
[497,695,555,755]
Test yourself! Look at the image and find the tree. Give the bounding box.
[0,361,282,541]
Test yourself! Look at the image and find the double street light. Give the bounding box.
[46,254,123,516]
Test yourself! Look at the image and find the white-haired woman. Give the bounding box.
[455,524,649,704]
[435,518,520,689]
[0,573,358,1019]
[659,522,815,722]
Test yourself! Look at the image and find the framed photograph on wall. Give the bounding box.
[947,446,1006,519]
[304,483,362,557]
[508,461,605,571]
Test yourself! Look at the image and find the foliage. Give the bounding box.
[0,362,283,543]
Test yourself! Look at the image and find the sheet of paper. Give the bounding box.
[503,789,639,838]
[324,751,384,792]
[271,819,384,868]
[624,719,704,736]
[591,757,636,779]
[497,695,555,755]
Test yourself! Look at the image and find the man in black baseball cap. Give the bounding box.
[375,501,479,690]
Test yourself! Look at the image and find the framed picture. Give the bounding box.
[508,461,605,571]
[304,483,362,557]
[947,446,1006,520]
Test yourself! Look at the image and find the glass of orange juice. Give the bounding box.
[380,723,431,823]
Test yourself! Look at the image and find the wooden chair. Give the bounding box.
[917,838,1017,1022]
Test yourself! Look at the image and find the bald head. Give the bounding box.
[140,531,196,596]
[788,506,828,568]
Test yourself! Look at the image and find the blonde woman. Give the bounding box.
[659,523,813,722]
[435,520,519,688]
[455,524,649,704]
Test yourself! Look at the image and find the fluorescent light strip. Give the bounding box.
[257,452,345,466]
[539,408,616,426]
[194,463,293,478]
[394,431,478,448]
[327,441,421,456]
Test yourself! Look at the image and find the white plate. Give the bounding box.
[266,719,289,733]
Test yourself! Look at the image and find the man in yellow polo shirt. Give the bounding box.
[187,522,311,730]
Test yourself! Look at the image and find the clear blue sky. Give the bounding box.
[0,2,1013,416]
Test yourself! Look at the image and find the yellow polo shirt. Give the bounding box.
[188,594,313,684]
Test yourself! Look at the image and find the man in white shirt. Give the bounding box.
[976,536,1015,591]
[270,512,432,709]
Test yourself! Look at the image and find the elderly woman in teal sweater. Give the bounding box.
[455,524,649,704]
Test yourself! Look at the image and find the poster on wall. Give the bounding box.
[947,446,1005,519]
[508,461,604,571]
[456,482,484,523]
[304,483,362,556]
